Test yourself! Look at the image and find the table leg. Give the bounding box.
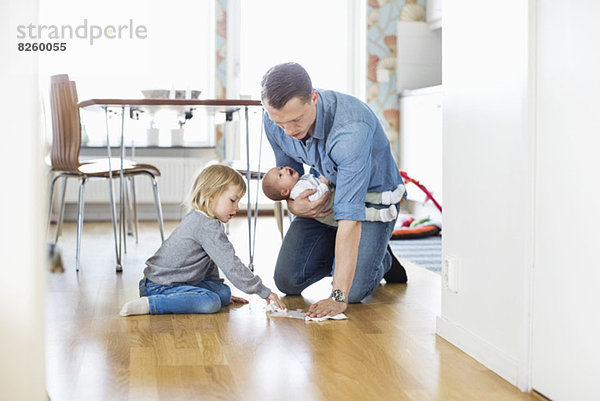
[244,106,253,271]
[117,106,126,271]
[104,107,122,271]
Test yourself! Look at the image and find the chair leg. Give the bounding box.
[274,201,284,239]
[47,173,62,242]
[150,176,165,242]
[125,178,133,237]
[130,176,139,244]
[122,179,128,255]
[75,177,87,272]
[107,176,121,272]
[55,177,68,243]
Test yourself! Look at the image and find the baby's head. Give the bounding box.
[262,166,300,201]
[187,164,246,221]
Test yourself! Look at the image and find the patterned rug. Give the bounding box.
[389,236,442,275]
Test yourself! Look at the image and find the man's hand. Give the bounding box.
[307,298,347,318]
[287,189,332,218]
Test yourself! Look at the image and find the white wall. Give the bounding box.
[437,0,533,389]
[0,0,46,400]
[532,1,600,399]
[439,1,600,396]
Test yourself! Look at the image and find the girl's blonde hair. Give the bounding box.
[186,164,246,218]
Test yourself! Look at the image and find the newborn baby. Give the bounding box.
[262,166,405,226]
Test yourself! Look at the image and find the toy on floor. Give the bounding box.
[392,170,442,239]
[399,170,442,213]
[409,216,430,228]
[392,223,441,239]
[401,217,414,227]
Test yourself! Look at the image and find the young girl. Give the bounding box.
[120,164,286,316]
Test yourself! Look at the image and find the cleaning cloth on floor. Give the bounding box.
[266,303,348,322]
[305,313,347,322]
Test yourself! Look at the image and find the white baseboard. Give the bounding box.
[436,315,525,390]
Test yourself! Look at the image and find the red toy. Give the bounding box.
[401,217,414,227]
[391,171,442,239]
[399,170,442,213]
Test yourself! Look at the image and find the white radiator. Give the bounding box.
[52,155,275,221]
[57,157,208,204]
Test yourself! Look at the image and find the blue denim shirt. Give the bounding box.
[264,89,404,221]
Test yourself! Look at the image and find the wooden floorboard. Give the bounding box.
[46,217,537,401]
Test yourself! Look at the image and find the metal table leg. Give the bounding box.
[118,106,126,269]
[243,106,265,272]
[104,107,122,272]
[244,106,254,271]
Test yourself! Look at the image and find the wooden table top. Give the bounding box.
[79,98,263,113]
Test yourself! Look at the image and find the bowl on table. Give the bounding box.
[141,89,170,99]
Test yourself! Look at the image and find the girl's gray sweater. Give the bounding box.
[143,210,271,299]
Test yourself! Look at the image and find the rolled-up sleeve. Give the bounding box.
[329,122,372,221]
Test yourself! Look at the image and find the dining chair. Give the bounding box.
[47,74,165,271]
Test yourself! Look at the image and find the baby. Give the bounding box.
[262,166,405,226]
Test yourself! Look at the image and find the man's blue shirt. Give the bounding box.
[263,89,404,221]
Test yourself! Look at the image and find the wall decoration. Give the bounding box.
[367,0,426,161]
[400,0,425,22]
[215,0,227,159]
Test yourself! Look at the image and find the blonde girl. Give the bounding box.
[120,164,285,316]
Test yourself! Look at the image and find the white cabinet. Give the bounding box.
[398,85,442,204]
[396,22,442,92]
[426,0,442,30]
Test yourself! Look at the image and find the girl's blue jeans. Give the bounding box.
[273,210,397,303]
[139,278,232,314]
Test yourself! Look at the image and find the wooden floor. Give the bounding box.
[46,217,537,401]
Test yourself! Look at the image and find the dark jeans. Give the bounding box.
[273,211,397,303]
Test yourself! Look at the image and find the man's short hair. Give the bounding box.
[260,62,313,109]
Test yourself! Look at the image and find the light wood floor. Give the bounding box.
[46,217,537,401]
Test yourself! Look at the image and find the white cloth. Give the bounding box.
[265,303,348,322]
[289,174,329,201]
[305,313,348,322]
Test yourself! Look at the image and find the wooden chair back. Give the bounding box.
[50,74,81,172]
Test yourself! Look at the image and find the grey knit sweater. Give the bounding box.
[143,210,271,299]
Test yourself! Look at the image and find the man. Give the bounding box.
[261,62,407,318]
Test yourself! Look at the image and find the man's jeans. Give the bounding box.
[139,278,232,314]
[273,211,397,303]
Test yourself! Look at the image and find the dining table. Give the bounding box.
[78,98,266,272]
